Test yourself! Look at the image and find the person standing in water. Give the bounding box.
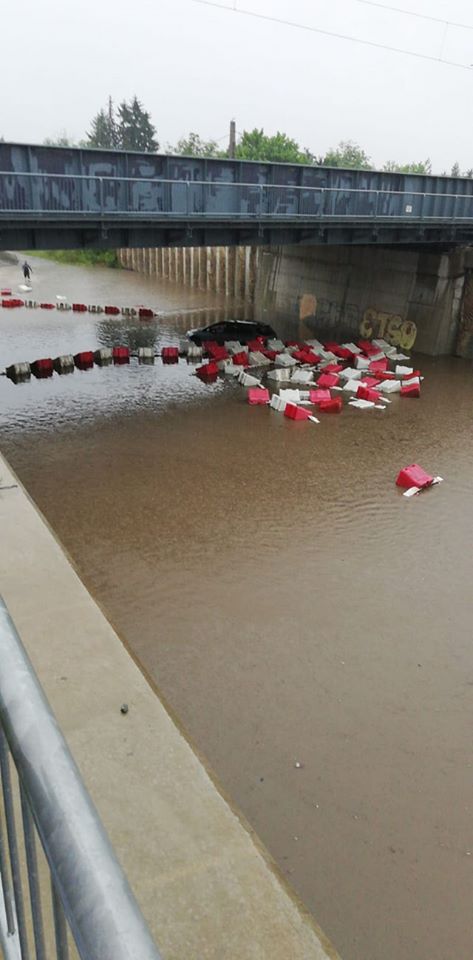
[22,261,32,281]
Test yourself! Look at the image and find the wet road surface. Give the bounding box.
[1,255,473,960]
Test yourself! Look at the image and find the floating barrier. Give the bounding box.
[94,348,113,366]
[1,288,12,296]
[74,351,94,369]
[284,403,311,421]
[396,464,434,490]
[401,383,420,398]
[319,397,342,413]
[104,305,120,315]
[232,351,249,366]
[248,351,271,367]
[238,371,261,388]
[270,394,288,413]
[396,464,443,497]
[39,302,55,310]
[187,343,203,360]
[137,347,155,363]
[56,301,71,311]
[6,362,31,382]
[248,387,269,405]
[309,388,331,403]
[53,355,75,374]
[112,346,130,364]
[206,344,228,361]
[25,300,38,308]
[317,372,340,388]
[3,298,24,308]
[196,362,218,382]
[161,347,179,363]
[88,304,103,314]
[31,358,54,378]
[72,303,87,313]
[357,384,381,403]
[138,307,154,319]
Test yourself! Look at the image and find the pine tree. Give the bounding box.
[86,97,119,149]
[117,96,158,152]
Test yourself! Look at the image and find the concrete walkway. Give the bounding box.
[0,452,339,960]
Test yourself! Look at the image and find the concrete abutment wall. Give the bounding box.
[120,242,473,357]
[253,244,473,357]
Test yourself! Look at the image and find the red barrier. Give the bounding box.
[322,362,344,373]
[284,403,311,421]
[248,387,270,405]
[358,340,380,356]
[31,358,53,378]
[206,344,228,361]
[232,351,249,366]
[317,372,340,388]
[357,385,381,402]
[401,383,420,398]
[138,308,154,318]
[104,305,120,315]
[161,347,179,363]
[72,303,87,312]
[1,288,12,296]
[112,346,130,364]
[369,358,388,373]
[262,349,278,361]
[74,351,94,369]
[318,397,343,413]
[396,464,433,489]
[39,302,55,310]
[247,338,266,351]
[309,388,332,403]
[360,376,381,388]
[2,298,24,308]
[196,362,218,381]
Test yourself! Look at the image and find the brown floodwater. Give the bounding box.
[1,254,473,960]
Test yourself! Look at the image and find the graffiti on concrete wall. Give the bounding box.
[360,308,417,350]
[298,294,360,327]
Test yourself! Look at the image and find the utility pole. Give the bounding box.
[229,119,236,159]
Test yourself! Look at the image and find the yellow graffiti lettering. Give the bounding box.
[360,308,417,349]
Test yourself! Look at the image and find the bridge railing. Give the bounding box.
[2,171,473,221]
[0,596,162,960]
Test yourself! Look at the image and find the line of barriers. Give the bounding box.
[1,172,473,221]
[0,597,162,960]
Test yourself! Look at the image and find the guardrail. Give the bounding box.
[1,172,473,221]
[0,597,162,960]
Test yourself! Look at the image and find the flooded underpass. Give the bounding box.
[1,254,473,960]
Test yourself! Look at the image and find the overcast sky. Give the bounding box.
[2,0,473,171]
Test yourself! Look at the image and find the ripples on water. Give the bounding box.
[2,256,473,960]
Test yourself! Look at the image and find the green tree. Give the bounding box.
[235,128,314,164]
[383,159,432,174]
[322,140,372,169]
[43,132,76,147]
[173,132,222,157]
[117,96,158,152]
[87,97,119,149]
[451,161,461,177]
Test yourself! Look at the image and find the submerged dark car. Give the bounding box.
[186,319,277,345]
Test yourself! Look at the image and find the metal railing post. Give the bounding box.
[0,598,162,960]
[0,729,30,960]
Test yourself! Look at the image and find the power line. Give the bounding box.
[352,0,473,32]
[191,0,473,71]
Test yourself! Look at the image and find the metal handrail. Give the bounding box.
[0,597,162,960]
[0,170,471,201]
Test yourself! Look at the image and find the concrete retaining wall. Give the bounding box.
[253,244,469,356]
[119,246,260,303]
